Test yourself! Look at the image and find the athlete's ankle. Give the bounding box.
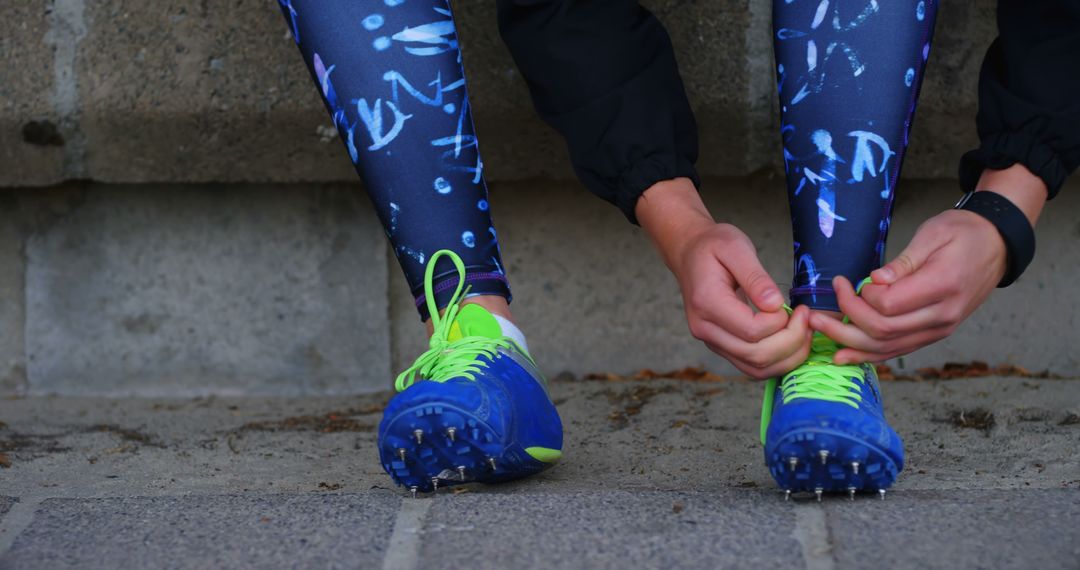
[424,295,516,336]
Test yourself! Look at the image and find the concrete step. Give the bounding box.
[2,179,1078,396]
[3,0,996,186]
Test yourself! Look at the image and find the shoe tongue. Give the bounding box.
[448,303,502,342]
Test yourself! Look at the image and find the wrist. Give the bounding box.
[974,164,1047,227]
[635,178,715,270]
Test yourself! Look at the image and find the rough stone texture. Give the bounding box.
[0,379,1077,568]
[0,498,14,518]
[421,491,803,569]
[23,183,389,396]
[2,494,400,569]
[76,0,356,185]
[0,0,998,186]
[0,194,26,395]
[393,178,1080,379]
[0,3,66,186]
[0,377,1075,498]
[827,490,1080,569]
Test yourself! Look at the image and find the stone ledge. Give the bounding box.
[1,0,996,187]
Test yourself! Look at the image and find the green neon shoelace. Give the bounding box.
[394,249,513,393]
[759,278,873,444]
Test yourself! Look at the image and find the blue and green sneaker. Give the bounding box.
[761,324,904,501]
[378,249,564,495]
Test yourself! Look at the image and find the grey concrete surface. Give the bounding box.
[419,490,805,569]
[3,494,400,569]
[1,0,996,186]
[1,179,1078,397]
[826,490,1080,569]
[0,376,1077,568]
[22,183,390,396]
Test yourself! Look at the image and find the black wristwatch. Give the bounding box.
[953,190,1035,288]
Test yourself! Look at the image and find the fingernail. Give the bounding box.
[762,289,779,304]
[877,267,895,282]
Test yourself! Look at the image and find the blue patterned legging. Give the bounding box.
[777,0,938,311]
[278,0,507,321]
[281,0,939,319]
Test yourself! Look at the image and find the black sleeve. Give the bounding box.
[959,0,1080,198]
[496,0,699,224]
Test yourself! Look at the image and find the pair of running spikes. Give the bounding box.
[379,250,902,500]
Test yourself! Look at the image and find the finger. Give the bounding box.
[869,226,946,285]
[810,312,891,354]
[723,246,784,312]
[751,330,815,380]
[696,306,809,369]
[698,290,789,343]
[833,277,951,338]
[832,324,953,364]
[861,255,959,316]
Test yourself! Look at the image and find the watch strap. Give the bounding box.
[953,190,1035,287]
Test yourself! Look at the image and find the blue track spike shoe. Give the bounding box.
[760,330,904,501]
[378,250,563,495]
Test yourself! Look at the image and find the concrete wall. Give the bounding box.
[1,179,1077,397]
[3,0,996,187]
[2,0,1075,397]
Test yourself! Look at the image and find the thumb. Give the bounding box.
[871,231,939,285]
[724,245,784,312]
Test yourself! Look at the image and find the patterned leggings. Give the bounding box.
[280,0,938,318]
[777,0,938,311]
[278,0,506,321]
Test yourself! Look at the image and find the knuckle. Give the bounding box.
[688,320,709,342]
[877,296,900,316]
[874,320,897,338]
[893,254,916,275]
[742,322,767,342]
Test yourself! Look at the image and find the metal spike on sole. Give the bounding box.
[397,448,407,462]
[413,429,424,445]
[431,478,439,493]
[788,457,799,472]
[851,461,860,475]
[785,490,792,502]
[457,466,466,482]
[879,489,887,501]
[410,486,418,499]
[446,427,456,442]
[848,487,857,501]
[815,488,823,502]
[819,450,829,465]
[488,457,497,471]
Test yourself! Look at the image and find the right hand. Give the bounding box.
[669,223,812,379]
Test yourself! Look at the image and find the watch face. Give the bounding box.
[954,191,975,209]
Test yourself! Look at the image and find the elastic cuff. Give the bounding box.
[789,286,839,313]
[414,270,511,322]
[959,131,1068,199]
[614,157,701,225]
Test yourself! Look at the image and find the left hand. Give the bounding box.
[810,209,1007,364]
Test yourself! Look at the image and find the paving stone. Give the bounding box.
[1,493,399,569]
[826,489,1080,569]
[420,490,803,569]
[0,497,16,518]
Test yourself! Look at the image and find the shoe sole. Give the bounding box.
[379,402,550,494]
[765,427,901,498]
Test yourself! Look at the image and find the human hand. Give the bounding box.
[811,209,1005,364]
[811,166,1047,365]
[671,223,812,378]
